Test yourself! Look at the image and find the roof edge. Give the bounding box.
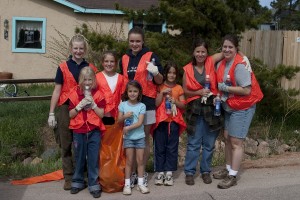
[54,0,124,14]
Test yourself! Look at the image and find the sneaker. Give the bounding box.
[154,174,165,185]
[143,172,149,187]
[123,185,132,195]
[70,187,84,194]
[130,172,137,188]
[164,175,174,186]
[185,174,194,185]
[217,175,237,189]
[137,184,150,194]
[202,173,212,184]
[213,169,228,180]
[90,190,101,198]
[63,180,72,190]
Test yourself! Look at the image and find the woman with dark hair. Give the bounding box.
[119,26,164,187]
[183,38,224,186]
[214,34,263,189]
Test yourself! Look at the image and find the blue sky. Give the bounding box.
[259,0,272,8]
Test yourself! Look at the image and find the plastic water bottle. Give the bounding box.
[147,58,155,81]
[204,75,210,89]
[84,86,91,97]
[165,95,172,115]
[214,93,221,116]
[225,75,231,86]
[124,116,133,126]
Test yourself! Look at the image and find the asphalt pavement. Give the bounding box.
[1,162,300,200]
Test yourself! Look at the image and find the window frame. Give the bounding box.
[12,17,46,53]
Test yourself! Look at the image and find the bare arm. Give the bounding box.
[228,85,251,96]
[182,72,209,98]
[211,52,224,64]
[153,73,163,85]
[172,94,185,109]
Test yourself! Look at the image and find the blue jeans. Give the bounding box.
[184,116,219,175]
[154,121,179,172]
[72,129,101,192]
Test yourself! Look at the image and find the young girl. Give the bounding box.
[152,62,186,186]
[96,51,126,192]
[118,80,150,195]
[97,51,125,124]
[47,34,98,190]
[68,67,105,198]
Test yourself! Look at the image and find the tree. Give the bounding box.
[271,0,300,30]
[121,0,271,40]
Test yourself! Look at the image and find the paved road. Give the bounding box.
[1,164,300,200]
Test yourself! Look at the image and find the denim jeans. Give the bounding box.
[154,121,179,172]
[184,116,219,175]
[72,129,101,192]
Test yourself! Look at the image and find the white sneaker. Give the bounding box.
[137,184,150,194]
[130,172,137,188]
[143,172,148,187]
[164,175,174,186]
[123,185,131,195]
[154,174,165,185]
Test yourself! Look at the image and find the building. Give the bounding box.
[0,0,160,79]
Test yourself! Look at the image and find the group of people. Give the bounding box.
[47,26,263,198]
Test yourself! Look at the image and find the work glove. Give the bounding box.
[201,92,213,104]
[218,82,229,93]
[48,113,57,129]
[171,103,177,117]
[242,56,252,73]
[85,96,97,110]
[76,98,92,112]
[146,61,159,76]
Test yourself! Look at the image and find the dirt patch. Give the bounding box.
[242,152,300,169]
[40,126,59,149]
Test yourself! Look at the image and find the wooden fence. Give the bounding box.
[240,30,300,95]
[0,79,53,102]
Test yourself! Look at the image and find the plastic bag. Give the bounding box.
[99,123,125,193]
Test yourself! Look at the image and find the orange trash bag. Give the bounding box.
[99,123,125,193]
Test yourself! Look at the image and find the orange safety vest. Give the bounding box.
[96,72,125,118]
[183,56,218,104]
[153,99,187,136]
[57,62,98,106]
[68,86,106,132]
[216,54,263,110]
[122,52,157,98]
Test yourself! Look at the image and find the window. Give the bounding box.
[132,20,166,33]
[12,17,46,53]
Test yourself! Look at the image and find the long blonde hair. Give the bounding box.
[78,67,97,90]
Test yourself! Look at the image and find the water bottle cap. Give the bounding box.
[85,86,90,90]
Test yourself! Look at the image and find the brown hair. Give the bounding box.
[122,80,143,102]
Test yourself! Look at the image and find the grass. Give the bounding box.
[0,84,61,178]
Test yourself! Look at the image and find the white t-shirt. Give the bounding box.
[103,73,119,93]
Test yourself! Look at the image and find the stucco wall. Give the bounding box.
[0,0,128,79]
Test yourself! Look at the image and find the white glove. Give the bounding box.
[171,103,177,117]
[76,98,92,111]
[85,96,97,110]
[242,56,252,72]
[146,61,159,76]
[201,92,213,104]
[48,113,57,129]
[218,83,229,92]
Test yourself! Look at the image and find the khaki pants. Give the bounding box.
[57,104,74,181]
